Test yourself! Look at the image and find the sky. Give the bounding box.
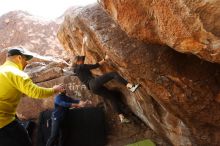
[0,0,97,20]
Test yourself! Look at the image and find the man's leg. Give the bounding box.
[90,72,128,90]
[0,120,32,146]
[58,119,65,146]
[93,87,123,114]
[46,118,60,146]
[94,87,130,123]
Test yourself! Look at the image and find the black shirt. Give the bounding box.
[74,62,100,89]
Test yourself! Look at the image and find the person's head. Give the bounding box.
[72,56,84,67]
[7,47,33,70]
[60,89,67,95]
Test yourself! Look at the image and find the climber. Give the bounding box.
[0,47,65,146]
[71,35,139,123]
[46,89,91,146]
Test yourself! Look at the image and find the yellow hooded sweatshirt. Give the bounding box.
[0,60,54,128]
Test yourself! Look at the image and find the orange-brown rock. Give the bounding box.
[99,0,220,64]
[58,4,220,146]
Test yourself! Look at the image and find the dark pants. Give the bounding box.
[89,72,128,91]
[46,118,63,146]
[0,120,32,146]
[89,72,128,114]
[93,86,123,114]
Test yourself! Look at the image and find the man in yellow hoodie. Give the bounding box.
[0,47,65,146]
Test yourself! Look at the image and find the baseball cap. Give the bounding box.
[7,47,33,61]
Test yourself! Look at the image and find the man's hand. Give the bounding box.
[104,55,109,61]
[78,101,86,107]
[84,100,92,105]
[78,100,92,107]
[81,35,88,56]
[83,35,88,46]
[70,100,92,109]
[53,84,65,93]
[71,103,79,108]
[99,54,109,65]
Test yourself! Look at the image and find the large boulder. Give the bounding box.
[58,4,220,146]
[99,0,220,64]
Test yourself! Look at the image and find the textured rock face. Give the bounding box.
[100,0,220,64]
[58,4,220,146]
[25,62,64,83]
[0,11,69,59]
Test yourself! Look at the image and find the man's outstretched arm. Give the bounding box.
[81,35,88,56]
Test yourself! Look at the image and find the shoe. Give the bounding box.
[129,84,140,92]
[120,117,130,123]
